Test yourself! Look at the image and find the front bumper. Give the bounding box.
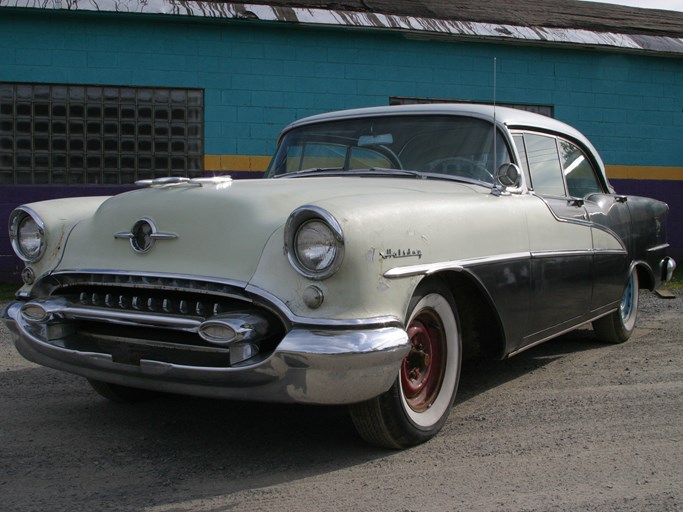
[3,300,410,405]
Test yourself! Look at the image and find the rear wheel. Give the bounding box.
[349,280,461,448]
[593,268,639,344]
[87,379,158,403]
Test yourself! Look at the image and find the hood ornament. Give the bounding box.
[114,217,177,253]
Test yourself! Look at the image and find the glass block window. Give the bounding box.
[390,96,554,118]
[0,83,204,185]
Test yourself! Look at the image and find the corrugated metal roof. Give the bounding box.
[234,0,683,38]
[2,0,682,55]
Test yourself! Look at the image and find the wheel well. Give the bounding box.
[634,262,655,291]
[427,271,506,360]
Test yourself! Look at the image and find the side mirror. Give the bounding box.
[495,163,522,188]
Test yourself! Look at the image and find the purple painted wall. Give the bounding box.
[610,179,683,264]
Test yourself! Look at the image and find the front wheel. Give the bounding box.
[349,280,461,449]
[593,268,639,344]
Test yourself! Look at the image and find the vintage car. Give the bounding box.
[3,104,676,448]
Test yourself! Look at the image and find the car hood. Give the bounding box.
[57,177,483,283]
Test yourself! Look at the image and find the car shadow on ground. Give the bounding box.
[456,325,606,405]
[1,325,614,510]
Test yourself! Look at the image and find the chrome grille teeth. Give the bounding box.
[196,302,206,316]
[148,297,159,312]
[76,291,229,318]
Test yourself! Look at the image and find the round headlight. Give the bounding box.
[10,208,46,262]
[285,206,344,280]
[295,220,338,272]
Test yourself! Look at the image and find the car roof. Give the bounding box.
[278,103,611,190]
[285,103,579,140]
[280,103,606,174]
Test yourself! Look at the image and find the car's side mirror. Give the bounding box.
[495,163,522,188]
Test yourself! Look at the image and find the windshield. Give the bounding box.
[266,114,512,184]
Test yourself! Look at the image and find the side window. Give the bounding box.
[558,139,603,198]
[513,134,530,175]
[525,133,565,196]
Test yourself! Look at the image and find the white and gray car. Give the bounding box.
[4,104,676,448]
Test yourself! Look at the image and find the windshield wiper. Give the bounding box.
[274,167,492,187]
[275,167,426,179]
[352,168,426,179]
[350,168,491,186]
[273,167,344,178]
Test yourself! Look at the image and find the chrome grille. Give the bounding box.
[76,290,232,318]
[33,273,286,368]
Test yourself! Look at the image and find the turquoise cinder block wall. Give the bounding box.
[2,9,682,167]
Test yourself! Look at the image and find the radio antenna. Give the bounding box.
[493,57,497,177]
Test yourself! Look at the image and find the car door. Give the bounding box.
[558,138,631,311]
[514,132,594,341]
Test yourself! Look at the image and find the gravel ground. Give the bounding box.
[0,291,681,512]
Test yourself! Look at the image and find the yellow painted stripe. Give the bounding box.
[204,155,271,172]
[605,165,683,181]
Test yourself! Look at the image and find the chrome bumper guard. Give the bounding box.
[3,300,410,405]
[662,257,677,282]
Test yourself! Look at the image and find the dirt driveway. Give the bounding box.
[1,292,681,512]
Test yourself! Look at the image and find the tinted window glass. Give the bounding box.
[558,139,603,198]
[525,134,565,196]
[268,115,511,185]
[513,134,530,175]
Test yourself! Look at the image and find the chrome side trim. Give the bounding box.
[533,194,592,226]
[530,249,591,258]
[647,243,670,253]
[383,251,530,279]
[506,306,618,358]
[530,248,626,258]
[592,249,628,255]
[590,222,628,252]
[384,247,627,279]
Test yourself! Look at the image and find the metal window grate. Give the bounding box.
[0,83,204,185]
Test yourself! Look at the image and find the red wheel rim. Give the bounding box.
[401,309,446,413]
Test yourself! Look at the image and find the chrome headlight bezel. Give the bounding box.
[285,205,344,280]
[9,206,46,263]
